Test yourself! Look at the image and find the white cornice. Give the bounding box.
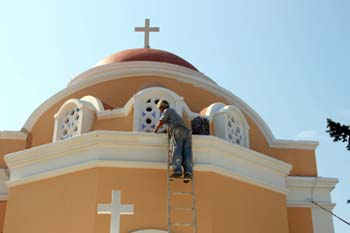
[0,131,27,140]
[21,61,318,150]
[287,176,338,189]
[68,61,218,86]
[5,131,292,194]
[271,139,318,150]
[286,176,338,208]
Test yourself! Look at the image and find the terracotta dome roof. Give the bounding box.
[96,48,198,71]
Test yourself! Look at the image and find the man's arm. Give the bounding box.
[154,120,165,133]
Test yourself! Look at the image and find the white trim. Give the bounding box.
[203,102,226,121]
[80,95,105,112]
[287,176,338,189]
[213,105,250,128]
[96,88,200,122]
[286,176,337,233]
[21,61,317,150]
[53,97,97,142]
[132,87,184,132]
[182,102,201,120]
[97,98,134,119]
[0,131,27,140]
[312,207,335,233]
[54,98,97,119]
[271,139,318,150]
[68,61,217,86]
[286,176,337,208]
[5,131,292,194]
[212,105,250,148]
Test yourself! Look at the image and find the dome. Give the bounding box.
[96,48,198,71]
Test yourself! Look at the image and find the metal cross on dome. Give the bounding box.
[97,190,134,233]
[135,18,159,49]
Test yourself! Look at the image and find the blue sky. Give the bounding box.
[0,0,349,232]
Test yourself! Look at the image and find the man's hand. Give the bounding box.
[154,120,164,133]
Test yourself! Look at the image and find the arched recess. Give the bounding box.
[212,105,250,148]
[53,96,102,142]
[133,87,184,132]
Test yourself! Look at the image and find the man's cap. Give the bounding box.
[157,100,169,109]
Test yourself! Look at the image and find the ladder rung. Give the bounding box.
[167,154,196,232]
[169,177,191,181]
[171,222,194,227]
[171,207,193,211]
[171,191,193,195]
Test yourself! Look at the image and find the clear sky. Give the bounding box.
[0,0,349,232]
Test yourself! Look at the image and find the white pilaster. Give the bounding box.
[312,207,335,233]
[286,176,338,233]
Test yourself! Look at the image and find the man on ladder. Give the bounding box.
[154,100,193,183]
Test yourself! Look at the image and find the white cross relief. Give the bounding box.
[135,18,159,48]
[97,190,134,233]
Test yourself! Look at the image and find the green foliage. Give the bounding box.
[326,118,350,150]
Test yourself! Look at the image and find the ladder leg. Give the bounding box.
[191,158,197,233]
[167,132,197,233]
[167,135,171,233]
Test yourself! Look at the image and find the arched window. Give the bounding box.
[56,104,82,141]
[133,87,184,132]
[53,96,103,142]
[212,105,249,147]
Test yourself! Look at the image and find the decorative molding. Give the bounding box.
[0,131,27,140]
[96,87,200,122]
[132,87,184,132]
[203,102,226,121]
[97,98,134,119]
[286,176,337,233]
[286,176,338,208]
[212,105,250,148]
[53,97,96,142]
[54,98,98,119]
[80,95,105,112]
[5,131,292,194]
[312,207,335,233]
[68,61,218,86]
[271,139,318,150]
[20,61,317,150]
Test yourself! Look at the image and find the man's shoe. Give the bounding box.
[183,174,192,183]
[169,173,182,180]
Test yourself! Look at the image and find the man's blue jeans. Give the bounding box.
[170,126,193,175]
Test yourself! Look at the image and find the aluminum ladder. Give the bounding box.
[167,136,197,233]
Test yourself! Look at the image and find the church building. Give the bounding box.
[0,19,337,233]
